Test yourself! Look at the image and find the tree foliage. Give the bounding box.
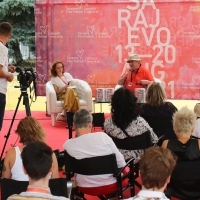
[0,0,35,65]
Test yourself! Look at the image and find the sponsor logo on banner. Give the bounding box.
[182,24,200,38]
[66,0,84,14]
[36,25,63,39]
[50,32,63,39]
[36,56,43,63]
[84,7,102,15]
[67,50,100,64]
[78,26,110,38]
[36,25,47,38]
[67,50,84,63]
[66,2,102,15]
[38,74,46,84]
[87,75,95,84]
[78,26,95,38]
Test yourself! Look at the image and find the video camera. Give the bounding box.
[15,66,37,102]
[15,67,37,88]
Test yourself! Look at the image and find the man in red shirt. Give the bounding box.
[118,54,154,92]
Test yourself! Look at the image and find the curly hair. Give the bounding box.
[15,116,46,144]
[173,106,196,136]
[111,88,138,130]
[50,61,65,77]
[145,82,166,106]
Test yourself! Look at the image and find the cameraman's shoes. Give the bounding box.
[56,113,66,121]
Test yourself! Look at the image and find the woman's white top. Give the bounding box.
[11,146,29,181]
[51,72,73,89]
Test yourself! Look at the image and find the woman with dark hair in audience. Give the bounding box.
[139,82,177,139]
[2,116,59,180]
[162,106,200,161]
[104,87,158,162]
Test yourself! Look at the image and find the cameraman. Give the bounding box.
[0,22,16,131]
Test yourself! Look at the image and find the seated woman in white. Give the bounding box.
[50,61,79,121]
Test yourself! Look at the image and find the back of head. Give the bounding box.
[73,109,93,129]
[173,106,196,136]
[194,103,200,118]
[15,116,46,144]
[139,147,177,189]
[111,87,138,130]
[0,22,12,36]
[146,82,166,106]
[21,141,53,181]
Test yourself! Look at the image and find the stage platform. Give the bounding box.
[5,74,199,113]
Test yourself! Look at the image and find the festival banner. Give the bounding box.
[35,0,200,100]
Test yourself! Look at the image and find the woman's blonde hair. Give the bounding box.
[145,82,166,106]
[15,116,46,144]
[173,106,196,136]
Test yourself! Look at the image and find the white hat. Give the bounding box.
[127,54,141,63]
[194,103,200,117]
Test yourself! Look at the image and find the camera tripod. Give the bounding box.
[0,86,31,176]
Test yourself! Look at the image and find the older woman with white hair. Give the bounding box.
[192,103,200,139]
[162,106,200,161]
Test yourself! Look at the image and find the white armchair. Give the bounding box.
[46,79,93,126]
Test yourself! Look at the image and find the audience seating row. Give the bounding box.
[2,148,200,200]
[64,152,135,200]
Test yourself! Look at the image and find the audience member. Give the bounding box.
[124,147,177,200]
[104,88,158,162]
[139,82,178,139]
[118,54,154,93]
[2,116,59,180]
[50,60,79,121]
[192,103,200,138]
[63,109,127,196]
[7,141,69,200]
[162,106,200,161]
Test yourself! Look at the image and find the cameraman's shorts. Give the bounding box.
[0,93,6,131]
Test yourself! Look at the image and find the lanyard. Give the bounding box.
[27,187,50,194]
[58,75,68,85]
[130,67,140,82]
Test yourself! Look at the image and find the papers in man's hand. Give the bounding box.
[68,86,76,89]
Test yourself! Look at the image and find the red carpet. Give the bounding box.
[1,110,70,157]
[1,111,111,158]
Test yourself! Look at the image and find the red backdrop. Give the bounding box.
[35,0,200,100]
